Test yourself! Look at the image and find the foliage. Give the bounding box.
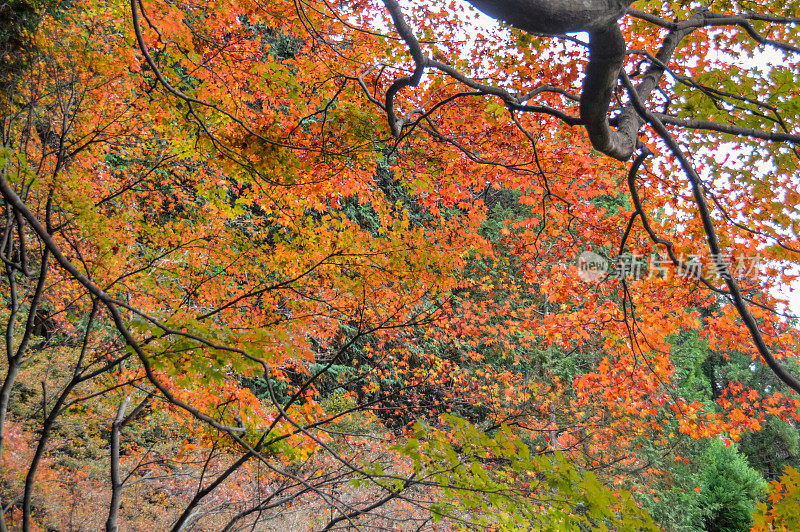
[698,439,767,532]
[753,466,800,531]
[398,415,658,531]
[0,0,798,529]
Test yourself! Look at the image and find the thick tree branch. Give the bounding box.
[107,393,152,532]
[462,0,636,159]
[581,24,633,159]
[382,0,428,135]
[106,396,131,532]
[466,0,633,34]
[613,9,707,159]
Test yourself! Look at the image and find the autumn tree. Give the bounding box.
[1,0,799,529]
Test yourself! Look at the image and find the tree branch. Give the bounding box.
[622,72,800,395]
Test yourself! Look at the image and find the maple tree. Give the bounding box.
[0,0,799,530]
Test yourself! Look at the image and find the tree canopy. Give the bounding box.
[1,0,799,529]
